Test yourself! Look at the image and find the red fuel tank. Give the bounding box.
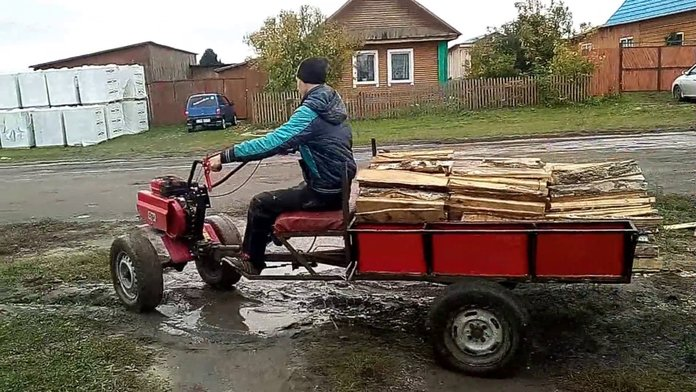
[136,191,188,238]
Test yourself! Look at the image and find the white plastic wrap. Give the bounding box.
[120,65,147,99]
[62,105,108,146]
[105,102,126,139]
[18,71,49,107]
[45,68,80,106]
[0,74,21,109]
[32,108,66,147]
[122,100,149,134]
[77,65,122,104]
[0,109,35,148]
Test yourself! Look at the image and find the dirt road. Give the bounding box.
[1,131,695,392]
[1,131,694,223]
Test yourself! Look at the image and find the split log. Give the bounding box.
[372,150,454,163]
[633,258,665,272]
[355,208,445,223]
[548,197,656,212]
[356,197,446,213]
[550,160,642,185]
[548,176,648,199]
[550,191,648,203]
[451,166,551,180]
[449,195,547,215]
[546,205,658,218]
[449,176,548,191]
[357,169,449,190]
[359,187,448,201]
[451,157,546,169]
[369,160,454,174]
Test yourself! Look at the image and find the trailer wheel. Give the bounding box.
[428,279,529,378]
[196,214,242,290]
[110,231,163,313]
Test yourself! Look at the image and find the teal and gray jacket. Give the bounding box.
[221,85,356,194]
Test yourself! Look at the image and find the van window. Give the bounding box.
[188,95,217,107]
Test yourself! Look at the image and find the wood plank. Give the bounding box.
[549,197,655,212]
[635,244,659,259]
[448,195,547,215]
[663,222,696,230]
[356,169,449,190]
[633,258,665,272]
[550,160,642,184]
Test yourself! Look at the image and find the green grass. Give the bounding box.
[0,312,165,392]
[655,194,696,260]
[558,368,696,392]
[0,93,693,163]
[0,249,110,288]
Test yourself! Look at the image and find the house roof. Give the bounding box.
[30,41,197,69]
[327,0,461,42]
[605,0,696,27]
[214,61,251,72]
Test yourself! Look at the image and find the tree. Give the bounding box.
[200,49,223,66]
[245,5,361,91]
[470,0,584,78]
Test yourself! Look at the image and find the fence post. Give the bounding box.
[657,46,663,91]
[619,46,624,92]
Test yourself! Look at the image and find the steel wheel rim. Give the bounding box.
[117,252,137,300]
[450,308,505,360]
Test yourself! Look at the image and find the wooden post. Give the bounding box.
[371,138,377,157]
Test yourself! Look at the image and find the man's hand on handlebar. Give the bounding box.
[208,154,223,172]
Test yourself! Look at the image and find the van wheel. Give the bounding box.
[230,115,237,126]
[221,118,227,129]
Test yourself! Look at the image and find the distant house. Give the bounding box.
[448,35,491,79]
[30,41,197,82]
[327,0,460,90]
[579,0,696,50]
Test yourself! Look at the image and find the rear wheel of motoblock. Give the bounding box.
[110,230,163,313]
[195,214,242,290]
[428,278,529,378]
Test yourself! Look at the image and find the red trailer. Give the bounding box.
[110,155,639,378]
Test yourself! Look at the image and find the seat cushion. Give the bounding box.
[274,210,344,234]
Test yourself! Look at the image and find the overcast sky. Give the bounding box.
[0,0,623,72]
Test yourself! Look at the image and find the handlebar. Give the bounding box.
[187,158,249,190]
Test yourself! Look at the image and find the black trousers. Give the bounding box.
[242,183,342,270]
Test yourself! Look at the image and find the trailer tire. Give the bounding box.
[110,231,163,313]
[196,214,242,290]
[428,279,529,378]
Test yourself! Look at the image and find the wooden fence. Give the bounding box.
[250,75,591,125]
[588,45,696,95]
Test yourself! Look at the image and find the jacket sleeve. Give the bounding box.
[221,105,318,163]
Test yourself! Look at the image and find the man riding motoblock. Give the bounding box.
[208,57,357,275]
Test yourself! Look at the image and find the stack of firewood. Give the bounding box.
[355,150,453,223]
[447,157,551,221]
[545,160,662,260]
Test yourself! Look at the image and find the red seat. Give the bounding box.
[273,210,344,235]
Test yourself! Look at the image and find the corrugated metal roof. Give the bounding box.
[605,0,696,27]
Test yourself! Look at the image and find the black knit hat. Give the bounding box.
[296,57,329,84]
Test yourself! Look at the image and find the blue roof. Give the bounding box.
[605,0,696,26]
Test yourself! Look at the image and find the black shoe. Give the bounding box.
[230,258,262,275]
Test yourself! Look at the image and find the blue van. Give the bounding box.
[185,93,236,132]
